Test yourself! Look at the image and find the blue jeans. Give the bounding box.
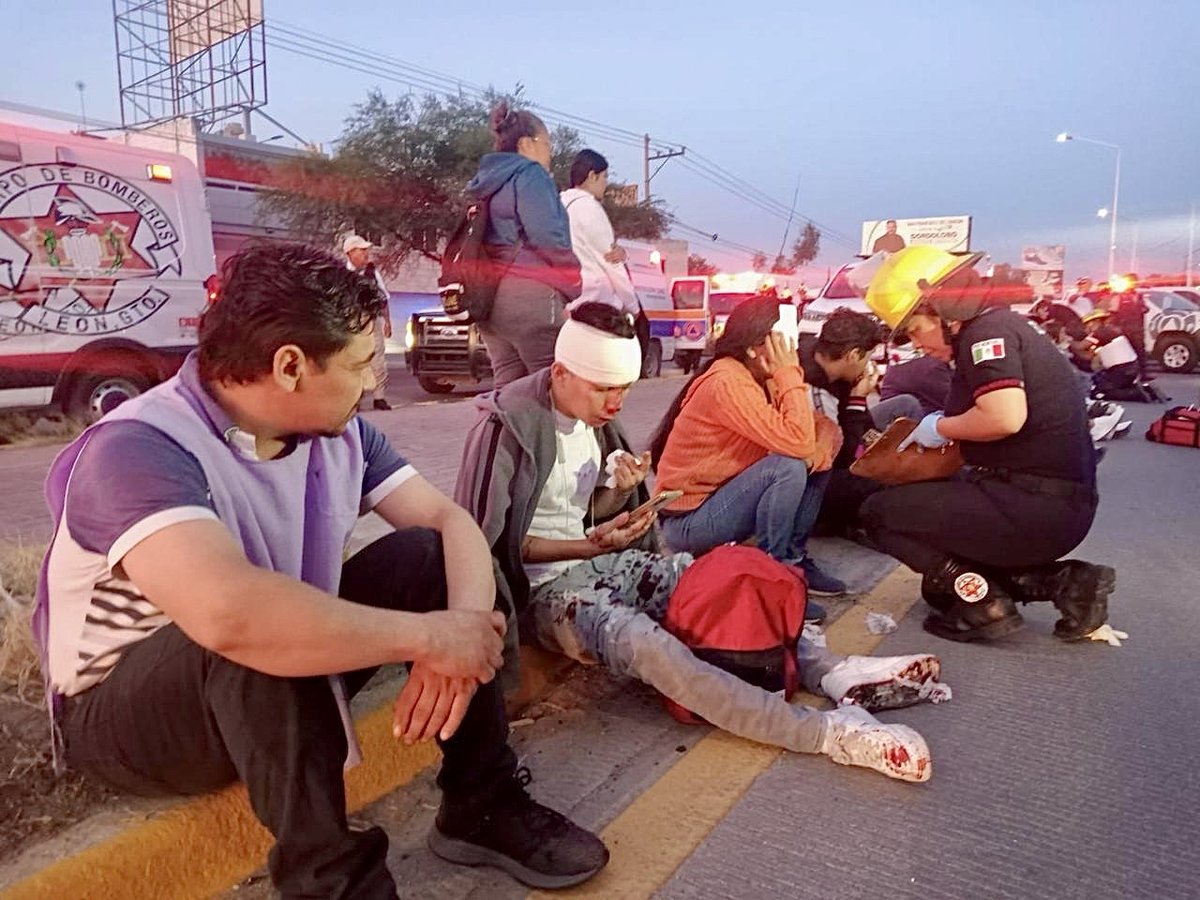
[660,454,831,562]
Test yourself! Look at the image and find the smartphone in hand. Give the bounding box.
[627,490,684,520]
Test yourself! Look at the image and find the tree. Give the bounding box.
[688,254,718,276]
[262,88,670,270]
[789,222,821,268]
[751,250,769,272]
[770,254,796,276]
[605,196,672,241]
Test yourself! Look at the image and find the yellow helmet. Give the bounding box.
[865,246,985,330]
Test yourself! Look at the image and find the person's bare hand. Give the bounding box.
[604,244,627,264]
[851,360,880,398]
[393,663,478,744]
[419,609,506,681]
[611,451,651,493]
[751,331,800,377]
[383,319,393,339]
[588,510,655,552]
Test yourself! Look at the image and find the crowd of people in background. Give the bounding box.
[33,101,1132,898]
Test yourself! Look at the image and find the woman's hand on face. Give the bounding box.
[752,331,800,377]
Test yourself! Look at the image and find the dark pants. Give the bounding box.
[60,529,517,900]
[860,472,1097,575]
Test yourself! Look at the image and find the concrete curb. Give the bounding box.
[2,647,571,900]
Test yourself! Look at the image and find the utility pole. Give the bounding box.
[643,134,685,202]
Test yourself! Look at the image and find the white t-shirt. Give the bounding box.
[523,411,602,588]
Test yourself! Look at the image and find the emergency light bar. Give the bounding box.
[147,163,173,183]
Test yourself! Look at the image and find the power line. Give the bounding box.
[267,20,855,253]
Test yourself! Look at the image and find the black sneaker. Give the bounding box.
[428,767,609,889]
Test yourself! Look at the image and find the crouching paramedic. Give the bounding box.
[33,244,607,898]
[858,246,1115,643]
[455,301,948,784]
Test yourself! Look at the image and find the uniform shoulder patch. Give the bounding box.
[970,338,1006,364]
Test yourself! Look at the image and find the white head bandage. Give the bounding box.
[554,317,642,386]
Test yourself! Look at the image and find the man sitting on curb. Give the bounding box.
[456,302,947,784]
[33,244,607,898]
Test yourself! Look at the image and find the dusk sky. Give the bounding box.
[8,0,1200,280]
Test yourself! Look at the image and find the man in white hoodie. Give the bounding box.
[559,150,640,318]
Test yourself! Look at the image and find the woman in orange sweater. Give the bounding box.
[649,297,846,595]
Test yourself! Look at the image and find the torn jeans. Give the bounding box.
[529,549,843,754]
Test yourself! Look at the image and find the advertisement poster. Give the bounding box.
[860,216,972,256]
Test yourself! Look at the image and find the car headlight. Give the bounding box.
[405,320,415,350]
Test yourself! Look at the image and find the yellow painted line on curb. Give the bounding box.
[3,704,439,900]
[533,569,923,900]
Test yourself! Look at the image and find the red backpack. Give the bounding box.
[661,545,808,724]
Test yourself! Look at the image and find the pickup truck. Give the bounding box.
[403,309,492,394]
[404,241,698,394]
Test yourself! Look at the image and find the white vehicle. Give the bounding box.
[0,121,216,416]
[1056,288,1200,373]
[799,258,875,336]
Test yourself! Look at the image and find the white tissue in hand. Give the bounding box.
[1087,624,1129,647]
[865,612,898,634]
[604,449,630,489]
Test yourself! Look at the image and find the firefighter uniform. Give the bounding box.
[860,248,1114,643]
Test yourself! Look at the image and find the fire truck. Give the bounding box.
[0,120,217,416]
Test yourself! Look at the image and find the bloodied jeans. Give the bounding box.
[528,549,845,754]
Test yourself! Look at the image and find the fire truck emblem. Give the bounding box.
[0,163,182,337]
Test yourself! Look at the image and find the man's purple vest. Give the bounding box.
[34,353,366,765]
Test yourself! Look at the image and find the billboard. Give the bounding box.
[1021,245,1065,271]
[1022,246,1066,299]
[860,216,972,256]
[168,0,264,65]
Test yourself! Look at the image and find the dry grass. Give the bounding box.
[0,410,86,448]
[0,541,47,704]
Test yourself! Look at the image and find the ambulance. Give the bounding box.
[0,121,216,417]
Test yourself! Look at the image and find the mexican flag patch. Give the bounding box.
[971,338,1006,364]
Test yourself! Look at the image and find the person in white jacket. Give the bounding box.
[559,150,640,318]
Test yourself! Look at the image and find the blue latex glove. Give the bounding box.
[897,412,950,451]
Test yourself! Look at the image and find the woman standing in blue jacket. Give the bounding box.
[468,103,583,387]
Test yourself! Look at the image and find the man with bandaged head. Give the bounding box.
[456,301,949,785]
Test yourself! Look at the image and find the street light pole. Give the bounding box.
[1056,132,1122,276]
[1109,147,1121,275]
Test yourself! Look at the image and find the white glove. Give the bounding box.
[897,412,951,451]
[1086,624,1129,647]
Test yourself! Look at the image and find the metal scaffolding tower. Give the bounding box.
[113,0,267,131]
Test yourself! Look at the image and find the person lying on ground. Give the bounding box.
[455,302,946,784]
[34,243,607,897]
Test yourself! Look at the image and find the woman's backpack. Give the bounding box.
[661,545,808,724]
[438,198,503,322]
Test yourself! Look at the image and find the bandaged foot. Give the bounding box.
[820,654,948,711]
[818,706,932,783]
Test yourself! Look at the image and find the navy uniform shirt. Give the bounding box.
[944,308,1096,486]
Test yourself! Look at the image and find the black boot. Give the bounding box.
[1003,560,1115,642]
[921,559,1024,643]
